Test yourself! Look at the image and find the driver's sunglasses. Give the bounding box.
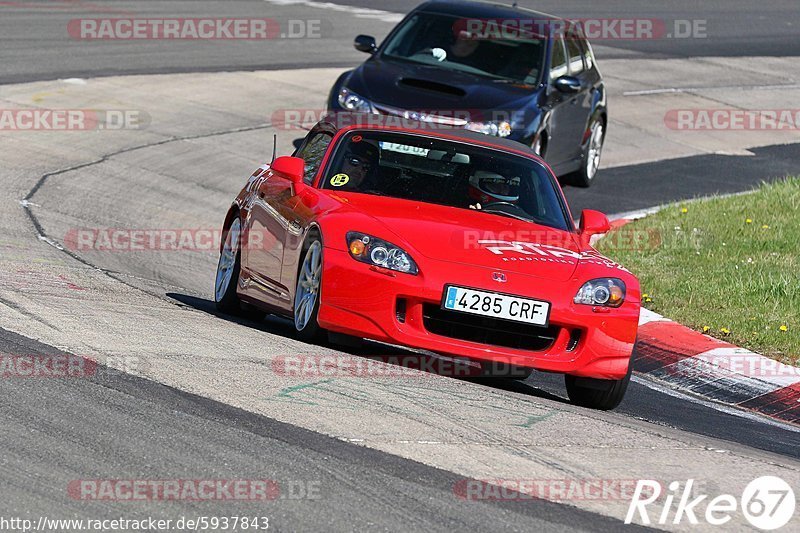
[348,157,372,170]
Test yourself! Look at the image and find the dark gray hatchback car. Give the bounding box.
[327,0,607,187]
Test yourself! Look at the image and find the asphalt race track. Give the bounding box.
[1,1,799,531]
[2,0,800,83]
[2,327,645,532]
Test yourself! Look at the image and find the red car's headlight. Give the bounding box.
[346,232,419,275]
[574,278,626,307]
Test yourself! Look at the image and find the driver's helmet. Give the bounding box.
[468,171,520,204]
[343,139,380,171]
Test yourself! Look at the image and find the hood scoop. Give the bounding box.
[397,77,466,98]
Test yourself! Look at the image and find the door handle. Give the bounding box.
[288,220,302,234]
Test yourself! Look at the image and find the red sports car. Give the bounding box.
[215,114,640,409]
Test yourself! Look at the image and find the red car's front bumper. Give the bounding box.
[318,248,639,380]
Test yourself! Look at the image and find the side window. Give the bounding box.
[295,133,333,184]
[566,26,585,75]
[576,25,594,69]
[549,35,568,80]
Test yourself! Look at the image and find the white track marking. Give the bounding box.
[632,376,800,433]
[624,83,800,96]
[36,234,64,250]
[694,347,800,388]
[638,308,667,326]
[608,207,661,221]
[263,0,403,22]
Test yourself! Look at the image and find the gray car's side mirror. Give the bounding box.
[554,75,582,93]
[354,34,377,54]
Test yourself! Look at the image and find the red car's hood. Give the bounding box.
[331,193,583,282]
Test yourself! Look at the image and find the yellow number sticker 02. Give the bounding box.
[330,173,350,187]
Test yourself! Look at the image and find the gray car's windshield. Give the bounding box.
[381,12,546,85]
[321,131,571,231]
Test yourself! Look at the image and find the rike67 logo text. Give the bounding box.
[626,476,796,530]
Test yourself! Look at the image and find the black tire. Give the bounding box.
[569,118,605,188]
[294,233,326,343]
[564,356,632,410]
[214,217,265,321]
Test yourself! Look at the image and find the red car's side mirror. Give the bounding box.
[271,156,305,184]
[579,209,611,237]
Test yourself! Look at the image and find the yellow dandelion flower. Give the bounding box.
[681,207,688,214]
[645,297,652,303]
[745,218,752,224]
[761,224,770,229]
[720,327,730,335]
[780,325,788,332]
[642,293,649,298]
[702,326,710,333]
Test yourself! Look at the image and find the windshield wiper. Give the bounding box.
[491,78,537,86]
[480,208,533,223]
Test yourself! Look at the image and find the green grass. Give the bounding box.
[597,178,800,365]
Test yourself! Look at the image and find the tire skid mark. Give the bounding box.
[20,122,275,303]
[0,295,61,332]
[265,377,587,476]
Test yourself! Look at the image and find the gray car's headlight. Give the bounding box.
[465,120,512,137]
[346,232,418,275]
[574,278,626,307]
[337,87,373,113]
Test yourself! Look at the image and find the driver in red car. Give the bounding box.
[468,170,520,207]
[335,140,380,190]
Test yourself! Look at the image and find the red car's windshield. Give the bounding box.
[321,131,572,231]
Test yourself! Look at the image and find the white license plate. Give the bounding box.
[442,286,550,326]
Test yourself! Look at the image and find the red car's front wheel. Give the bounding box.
[565,356,632,410]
